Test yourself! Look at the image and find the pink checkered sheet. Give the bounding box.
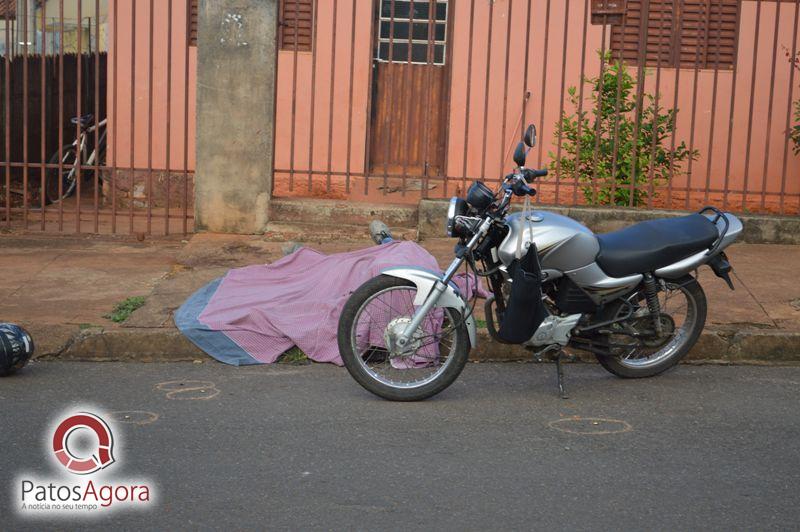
[176,241,486,366]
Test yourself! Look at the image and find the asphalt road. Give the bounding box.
[1,360,799,531]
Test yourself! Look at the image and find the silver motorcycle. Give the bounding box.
[337,124,742,401]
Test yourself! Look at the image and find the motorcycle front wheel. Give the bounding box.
[337,275,470,401]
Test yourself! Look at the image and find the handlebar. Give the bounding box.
[502,166,547,196]
[511,179,536,197]
[521,167,548,182]
[494,166,547,214]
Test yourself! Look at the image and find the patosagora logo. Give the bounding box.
[52,413,116,475]
[14,408,156,518]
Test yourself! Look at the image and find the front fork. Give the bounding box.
[394,219,491,351]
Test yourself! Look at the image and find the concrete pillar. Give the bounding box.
[195,0,278,233]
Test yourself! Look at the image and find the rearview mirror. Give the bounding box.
[523,124,537,148]
[513,142,527,168]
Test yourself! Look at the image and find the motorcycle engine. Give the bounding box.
[524,314,582,347]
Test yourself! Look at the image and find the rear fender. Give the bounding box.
[381,267,477,348]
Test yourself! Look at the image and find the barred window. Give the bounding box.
[375,1,448,65]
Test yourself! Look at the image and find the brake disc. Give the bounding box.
[384,317,425,357]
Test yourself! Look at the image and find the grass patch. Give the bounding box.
[105,296,147,323]
[279,347,310,365]
[475,318,487,329]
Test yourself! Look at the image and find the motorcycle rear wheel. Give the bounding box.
[596,274,707,379]
[337,275,470,401]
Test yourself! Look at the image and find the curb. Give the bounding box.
[40,326,800,365]
[54,328,206,362]
[269,198,419,228]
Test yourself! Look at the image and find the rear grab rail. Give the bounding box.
[698,206,730,256]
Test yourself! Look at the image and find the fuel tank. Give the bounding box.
[497,211,600,271]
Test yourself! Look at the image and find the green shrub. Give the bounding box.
[550,51,698,207]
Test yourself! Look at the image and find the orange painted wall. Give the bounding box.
[274,0,800,210]
[274,0,373,179]
[107,0,196,172]
[108,0,799,210]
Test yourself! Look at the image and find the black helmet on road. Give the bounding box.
[0,324,34,377]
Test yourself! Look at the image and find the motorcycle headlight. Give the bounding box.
[466,181,495,211]
[446,197,469,237]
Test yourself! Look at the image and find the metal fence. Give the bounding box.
[273,0,800,215]
[3,0,799,238]
[1,0,195,236]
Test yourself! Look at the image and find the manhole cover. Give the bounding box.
[548,417,632,435]
[109,411,159,425]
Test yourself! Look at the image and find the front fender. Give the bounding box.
[381,267,477,348]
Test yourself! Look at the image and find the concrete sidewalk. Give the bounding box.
[1,231,799,363]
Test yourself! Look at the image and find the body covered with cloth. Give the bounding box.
[176,241,486,366]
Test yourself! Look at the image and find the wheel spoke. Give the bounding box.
[351,285,460,388]
[616,281,698,368]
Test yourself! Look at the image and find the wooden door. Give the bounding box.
[369,0,451,177]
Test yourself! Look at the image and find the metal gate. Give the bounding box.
[273,0,800,215]
[1,0,196,235]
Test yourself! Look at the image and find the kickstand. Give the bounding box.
[555,352,568,399]
[535,345,570,399]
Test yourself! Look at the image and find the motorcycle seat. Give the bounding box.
[595,214,719,277]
